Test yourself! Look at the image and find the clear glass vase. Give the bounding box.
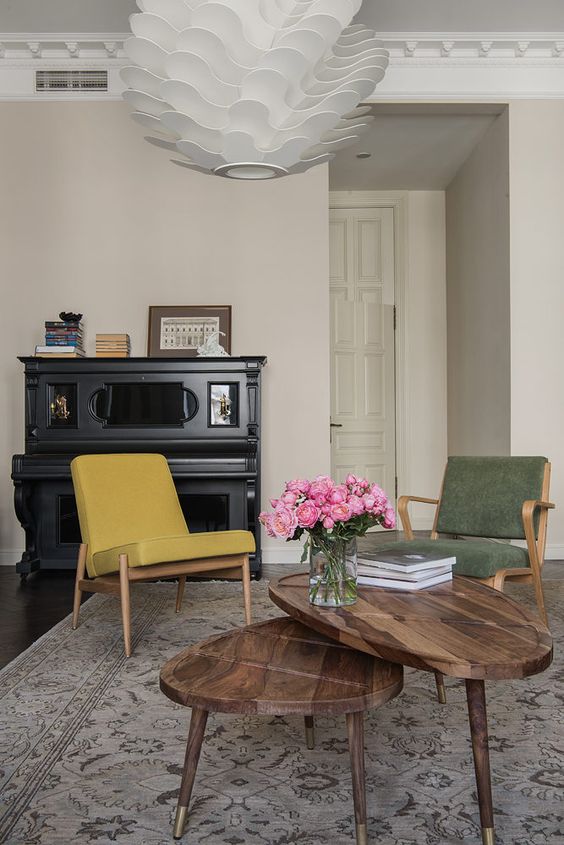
[308,537,357,607]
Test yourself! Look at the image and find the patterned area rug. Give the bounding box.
[0,579,562,845]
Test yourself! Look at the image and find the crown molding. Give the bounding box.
[1,32,564,101]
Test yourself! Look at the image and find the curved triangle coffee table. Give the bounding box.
[269,573,553,845]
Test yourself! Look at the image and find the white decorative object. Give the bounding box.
[121,0,388,179]
[197,331,230,357]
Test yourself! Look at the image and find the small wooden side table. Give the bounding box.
[160,616,403,844]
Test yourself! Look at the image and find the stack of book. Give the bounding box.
[35,319,85,357]
[95,334,131,358]
[357,550,455,590]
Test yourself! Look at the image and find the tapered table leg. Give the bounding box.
[465,679,495,845]
[304,715,315,750]
[434,671,447,704]
[346,712,368,845]
[174,707,209,840]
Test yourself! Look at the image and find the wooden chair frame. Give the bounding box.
[398,461,554,626]
[72,545,252,657]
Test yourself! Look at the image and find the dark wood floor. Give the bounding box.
[0,569,87,669]
[1,531,562,670]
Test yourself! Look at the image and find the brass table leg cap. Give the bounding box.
[482,828,495,845]
[305,726,315,750]
[356,822,368,845]
[173,806,188,839]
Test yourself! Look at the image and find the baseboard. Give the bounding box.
[262,545,304,565]
[543,545,564,561]
[2,544,563,568]
[0,550,22,566]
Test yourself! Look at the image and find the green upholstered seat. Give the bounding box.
[92,530,255,577]
[373,539,530,579]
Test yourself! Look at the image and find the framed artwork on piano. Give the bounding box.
[148,305,232,358]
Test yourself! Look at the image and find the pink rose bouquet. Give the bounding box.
[260,474,395,606]
[259,473,395,545]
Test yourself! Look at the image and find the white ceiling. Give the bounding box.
[355,0,564,33]
[328,105,504,191]
[1,0,563,33]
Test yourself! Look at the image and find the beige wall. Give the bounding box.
[405,191,448,523]
[509,100,564,553]
[0,101,331,564]
[446,110,511,456]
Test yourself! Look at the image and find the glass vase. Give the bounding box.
[308,537,357,607]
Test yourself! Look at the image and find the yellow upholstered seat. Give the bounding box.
[92,531,255,576]
[70,453,254,656]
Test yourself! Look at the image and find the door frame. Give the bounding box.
[329,191,410,501]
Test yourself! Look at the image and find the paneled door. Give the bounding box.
[329,206,396,500]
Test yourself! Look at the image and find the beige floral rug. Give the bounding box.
[0,579,562,845]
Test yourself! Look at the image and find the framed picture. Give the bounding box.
[147,305,232,358]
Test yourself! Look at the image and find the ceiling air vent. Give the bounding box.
[35,70,108,92]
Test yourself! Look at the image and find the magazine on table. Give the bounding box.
[357,563,452,582]
[357,550,455,573]
[357,571,453,591]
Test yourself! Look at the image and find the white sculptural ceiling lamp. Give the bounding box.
[121,0,388,179]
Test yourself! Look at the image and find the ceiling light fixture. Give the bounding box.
[356,151,371,158]
[121,0,388,179]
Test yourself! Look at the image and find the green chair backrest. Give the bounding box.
[71,453,189,577]
[436,456,547,540]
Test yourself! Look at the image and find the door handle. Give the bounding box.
[330,423,343,427]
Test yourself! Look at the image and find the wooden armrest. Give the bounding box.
[522,499,555,520]
[398,495,439,506]
[398,495,439,540]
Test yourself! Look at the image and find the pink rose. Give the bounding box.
[270,498,279,508]
[347,495,365,516]
[270,506,298,539]
[286,478,311,494]
[383,507,396,529]
[323,517,335,529]
[345,474,358,486]
[259,512,276,538]
[331,502,352,522]
[362,494,376,510]
[309,475,334,500]
[281,491,298,505]
[295,500,320,528]
[330,487,347,504]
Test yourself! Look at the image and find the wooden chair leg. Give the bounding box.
[72,543,87,630]
[176,576,186,613]
[174,707,209,840]
[119,553,132,658]
[434,670,447,704]
[304,715,315,750]
[346,711,368,845]
[241,554,252,625]
[531,571,548,627]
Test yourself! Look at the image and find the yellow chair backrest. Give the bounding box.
[71,453,188,577]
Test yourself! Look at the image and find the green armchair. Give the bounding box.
[391,456,554,625]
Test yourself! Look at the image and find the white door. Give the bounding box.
[329,206,396,501]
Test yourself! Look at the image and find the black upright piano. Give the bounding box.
[12,356,266,577]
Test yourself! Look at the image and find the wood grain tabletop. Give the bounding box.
[160,616,403,716]
[269,574,553,680]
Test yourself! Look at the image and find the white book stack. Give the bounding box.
[357,550,455,591]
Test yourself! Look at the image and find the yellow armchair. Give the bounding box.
[70,453,254,656]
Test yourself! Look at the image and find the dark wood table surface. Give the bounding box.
[269,574,553,845]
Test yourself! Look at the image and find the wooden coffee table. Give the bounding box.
[269,574,553,845]
[160,617,403,844]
